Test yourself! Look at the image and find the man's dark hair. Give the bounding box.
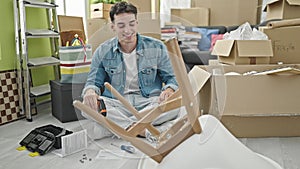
[109,1,138,23]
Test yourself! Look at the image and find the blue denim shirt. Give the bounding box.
[82,34,178,98]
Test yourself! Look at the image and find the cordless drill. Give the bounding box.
[97,98,107,117]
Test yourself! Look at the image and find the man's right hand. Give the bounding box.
[83,89,99,111]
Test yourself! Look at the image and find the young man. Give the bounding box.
[82,1,178,140]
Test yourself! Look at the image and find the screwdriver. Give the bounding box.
[111,143,136,154]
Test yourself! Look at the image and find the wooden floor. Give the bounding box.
[0,104,299,169]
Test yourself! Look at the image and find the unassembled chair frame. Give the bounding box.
[73,38,202,163]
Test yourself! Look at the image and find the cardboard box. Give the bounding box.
[91,11,103,19]
[257,0,264,23]
[90,2,103,12]
[138,13,161,40]
[90,2,103,19]
[264,0,300,20]
[90,3,113,20]
[103,3,114,20]
[50,80,85,123]
[171,7,209,26]
[191,0,259,26]
[87,18,108,39]
[199,64,300,137]
[128,0,160,13]
[88,22,114,54]
[58,15,85,35]
[211,40,273,65]
[58,15,86,46]
[88,13,161,53]
[260,25,300,64]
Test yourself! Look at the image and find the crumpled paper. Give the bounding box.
[223,22,268,40]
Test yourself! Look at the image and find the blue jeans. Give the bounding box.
[81,94,179,140]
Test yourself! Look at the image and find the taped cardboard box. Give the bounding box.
[199,64,300,137]
[260,19,300,64]
[171,7,209,26]
[191,0,259,26]
[264,0,300,20]
[211,40,273,65]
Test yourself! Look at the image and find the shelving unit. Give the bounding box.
[13,0,60,121]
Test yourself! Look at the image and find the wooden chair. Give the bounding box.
[73,38,202,163]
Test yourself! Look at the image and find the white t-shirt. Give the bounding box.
[122,49,140,94]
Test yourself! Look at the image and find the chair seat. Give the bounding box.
[138,114,283,169]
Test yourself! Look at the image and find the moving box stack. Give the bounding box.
[196,1,300,138]
[88,0,161,53]
[86,0,300,137]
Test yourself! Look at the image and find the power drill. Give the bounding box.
[97,98,107,117]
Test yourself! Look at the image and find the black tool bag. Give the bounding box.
[19,124,73,155]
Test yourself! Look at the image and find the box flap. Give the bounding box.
[250,66,300,75]
[287,0,300,5]
[188,66,211,96]
[263,0,280,11]
[211,40,235,57]
[264,0,300,11]
[58,15,86,42]
[236,40,273,57]
[266,0,280,5]
[58,15,85,33]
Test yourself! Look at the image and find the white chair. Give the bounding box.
[137,114,283,169]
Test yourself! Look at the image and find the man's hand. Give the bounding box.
[159,87,175,103]
[83,89,99,111]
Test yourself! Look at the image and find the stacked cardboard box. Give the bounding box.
[198,64,300,137]
[127,0,161,40]
[260,0,300,64]
[199,7,300,137]
[191,0,260,26]
[88,0,161,53]
[170,7,209,26]
[87,19,114,54]
[90,3,103,19]
[87,16,161,54]
[90,3,114,20]
[260,18,300,64]
[127,0,160,14]
[86,18,108,39]
[264,0,300,20]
